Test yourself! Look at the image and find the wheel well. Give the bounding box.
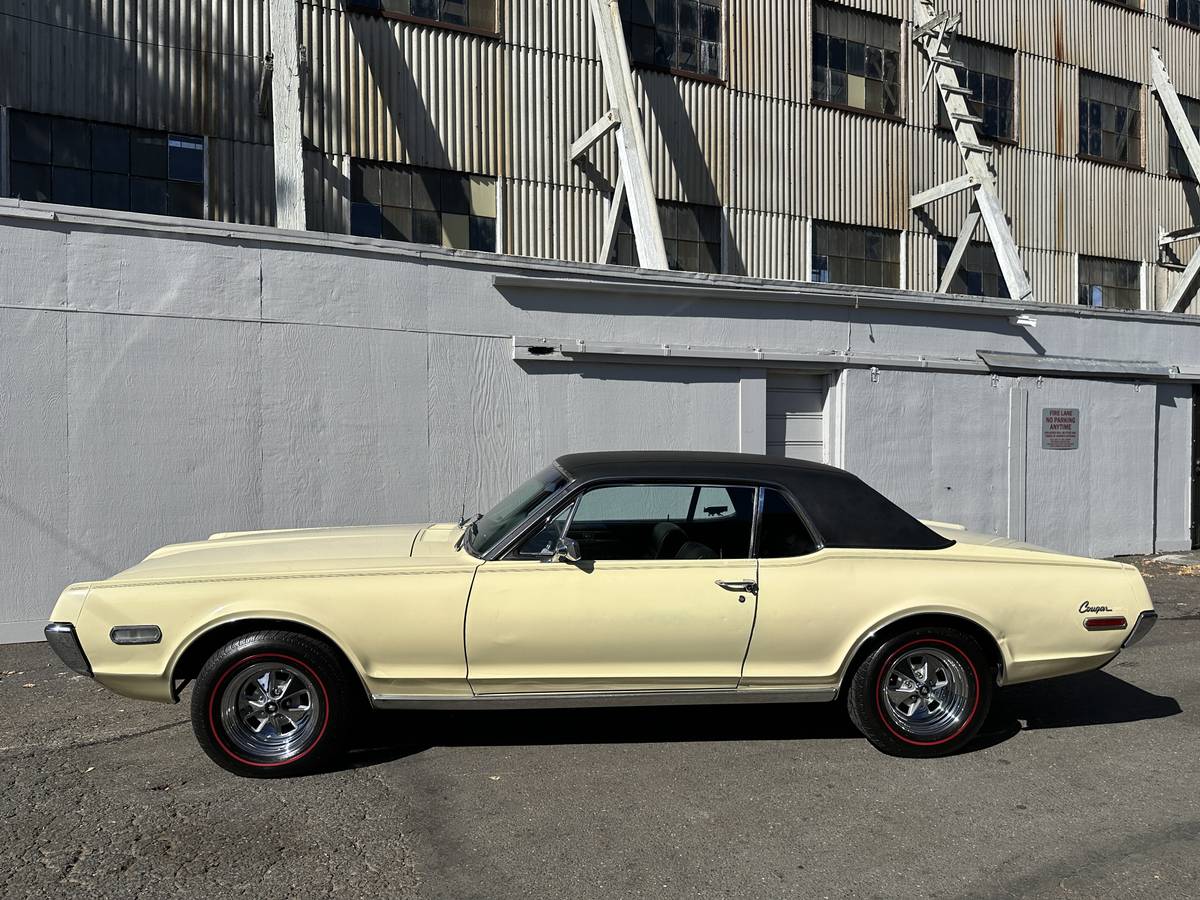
[837,613,1004,698]
[170,618,368,702]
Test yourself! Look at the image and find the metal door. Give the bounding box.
[766,374,826,462]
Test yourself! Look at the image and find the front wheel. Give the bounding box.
[846,627,992,758]
[191,630,352,777]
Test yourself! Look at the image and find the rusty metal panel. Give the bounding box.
[299,1,499,173]
[303,147,349,233]
[501,177,606,263]
[728,92,802,213]
[727,207,803,279]
[726,0,806,100]
[208,136,276,225]
[800,104,912,229]
[636,71,728,206]
[0,0,268,142]
[503,45,610,189]
[503,0,596,60]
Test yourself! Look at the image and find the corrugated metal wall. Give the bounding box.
[2,0,1199,304]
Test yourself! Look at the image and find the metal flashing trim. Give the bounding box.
[516,337,1193,382]
[977,350,1177,380]
[495,273,1030,318]
[515,336,989,374]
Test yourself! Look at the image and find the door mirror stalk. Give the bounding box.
[548,537,582,564]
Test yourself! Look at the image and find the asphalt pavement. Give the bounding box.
[1,558,1197,900]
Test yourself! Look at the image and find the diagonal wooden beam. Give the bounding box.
[910,173,978,209]
[599,171,626,265]
[1168,243,1200,313]
[570,110,620,162]
[587,0,668,269]
[974,185,1035,301]
[938,205,981,294]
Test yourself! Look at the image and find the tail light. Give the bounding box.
[1084,616,1127,631]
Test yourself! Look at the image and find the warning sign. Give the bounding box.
[1041,408,1080,450]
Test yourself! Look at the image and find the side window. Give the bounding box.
[564,484,755,561]
[758,489,819,558]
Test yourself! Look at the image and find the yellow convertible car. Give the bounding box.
[46,451,1157,776]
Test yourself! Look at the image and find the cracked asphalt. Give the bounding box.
[1,557,1197,900]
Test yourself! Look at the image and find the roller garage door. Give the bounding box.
[766,374,826,462]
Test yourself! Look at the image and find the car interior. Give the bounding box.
[517,483,759,561]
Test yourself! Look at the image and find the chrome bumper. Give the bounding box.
[1122,610,1158,649]
[45,622,92,677]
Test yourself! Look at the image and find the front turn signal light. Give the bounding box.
[110,625,163,645]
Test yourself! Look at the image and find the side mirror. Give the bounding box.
[550,536,581,564]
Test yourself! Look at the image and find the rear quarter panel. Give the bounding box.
[746,546,1145,689]
[73,564,477,702]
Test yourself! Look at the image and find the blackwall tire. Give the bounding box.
[846,627,992,758]
[191,630,351,778]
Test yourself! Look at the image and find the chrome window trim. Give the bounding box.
[484,469,828,562]
[491,477,762,562]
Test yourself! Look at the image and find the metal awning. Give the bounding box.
[977,350,1177,380]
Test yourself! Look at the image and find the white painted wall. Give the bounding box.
[0,203,1195,641]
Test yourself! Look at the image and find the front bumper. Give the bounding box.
[45,622,92,676]
[1122,610,1158,649]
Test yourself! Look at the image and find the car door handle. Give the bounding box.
[715,579,758,595]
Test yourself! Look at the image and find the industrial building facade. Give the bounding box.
[3,1,1200,643]
[2,0,1200,309]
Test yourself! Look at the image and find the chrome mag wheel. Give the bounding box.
[219,661,323,761]
[880,646,972,740]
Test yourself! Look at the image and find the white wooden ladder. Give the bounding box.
[909,0,1033,302]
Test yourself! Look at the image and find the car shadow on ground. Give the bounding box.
[338,670,1181,772]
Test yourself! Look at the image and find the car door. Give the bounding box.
[465,482,760,694]
[741,486,851,690]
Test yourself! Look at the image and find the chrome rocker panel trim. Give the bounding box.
[371,686,838,710]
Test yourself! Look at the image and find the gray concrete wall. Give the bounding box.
[0,201,1195,641]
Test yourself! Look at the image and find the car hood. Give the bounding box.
[106,522,470,583]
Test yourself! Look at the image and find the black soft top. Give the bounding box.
[555,451,954,551]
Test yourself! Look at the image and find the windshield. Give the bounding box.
[468,465,569,556]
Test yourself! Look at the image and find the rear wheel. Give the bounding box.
[846,627,991,757]
[191,630,352,777]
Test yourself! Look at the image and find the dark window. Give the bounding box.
[1078,255,1140,309]
[618,0,723,79]
[812,2,901,117]
[936,38,1015,142]
[1169,0,1200,28]
[561,483,756,561]
[1097,0,1140,8]
[757,490,818,558]
[350,159,496,251]
[6,110,204,218]
[1079,71,1141,166]
[611,200,723,273]
[348,0,498,32]
[936,238,1011,298]
[1167,94,1200,181]
[812,221,901,287]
